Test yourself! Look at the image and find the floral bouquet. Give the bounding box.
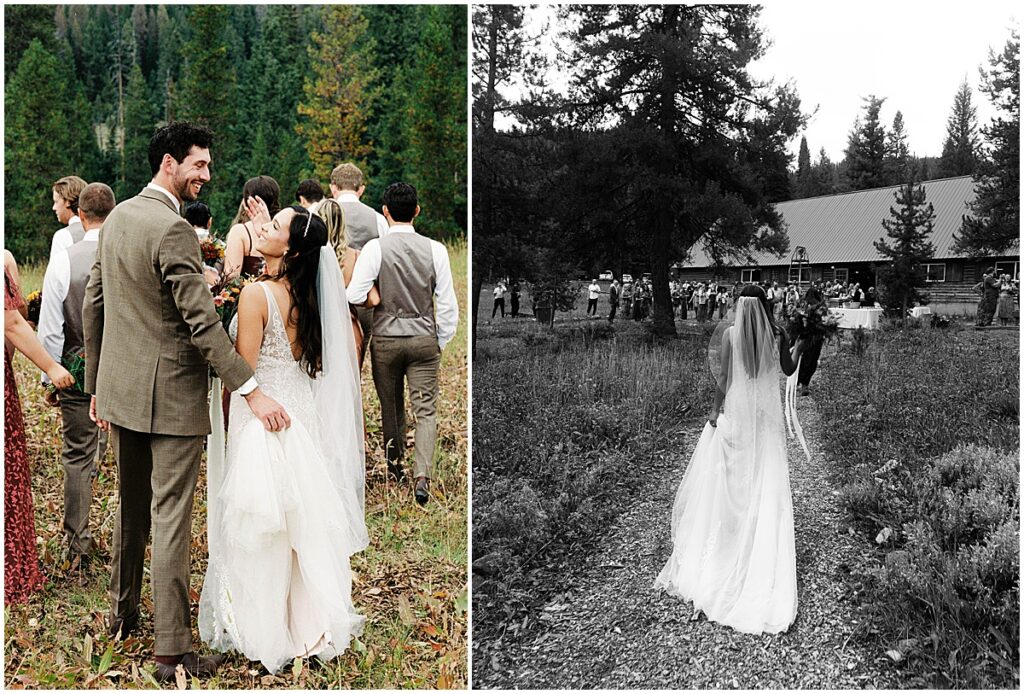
[212,276,250,332]
[200,237,226,265]
[786,300,839,342]
[26,290,42,324]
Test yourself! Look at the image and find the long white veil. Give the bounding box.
[313,246,369,552]
[708,296,810,461]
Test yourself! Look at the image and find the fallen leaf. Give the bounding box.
[884,649,903,663]
[175,664,187,690]
[398,594,417,626]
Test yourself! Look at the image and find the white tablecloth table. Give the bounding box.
[830,307,885,330]
[909,306,932,318]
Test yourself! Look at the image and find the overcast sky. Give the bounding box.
[750,2,1017,161]
[496,3,1018,163]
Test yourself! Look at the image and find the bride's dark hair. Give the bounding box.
[270,205,327,377]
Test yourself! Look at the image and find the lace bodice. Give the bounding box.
[228,283,318,437]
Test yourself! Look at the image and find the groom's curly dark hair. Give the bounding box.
[148,122,214,175]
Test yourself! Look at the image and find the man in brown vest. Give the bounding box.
[83,122,291,681]
[347,183,458,505]
[331,162,389,366]
[37,182,116,582]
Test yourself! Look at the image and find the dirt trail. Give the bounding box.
[475,397,899,689]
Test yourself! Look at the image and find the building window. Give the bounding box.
[788,266,811,284]
[740,268,761,283]
[923,263,946,282]
[994,261,1019,279]
[832,268,848,283]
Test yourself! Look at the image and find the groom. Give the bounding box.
[347,182,458,505]
[83,122,290,681]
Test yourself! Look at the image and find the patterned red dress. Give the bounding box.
[4,268,45,604]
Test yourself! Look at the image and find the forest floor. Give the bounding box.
[474,392,900,689]
[4,243,468,690]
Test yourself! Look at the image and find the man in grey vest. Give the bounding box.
[37,182,116,582]
[49,175,88,265]
[347,183,458,506]
[331,163,389,366]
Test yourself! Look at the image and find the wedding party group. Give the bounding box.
[4,121,458,681]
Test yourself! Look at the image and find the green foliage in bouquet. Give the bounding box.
[45,350,87,396]
[785,300,839,342]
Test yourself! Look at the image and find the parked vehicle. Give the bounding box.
[599,270,613,281]
[621,273,633,284]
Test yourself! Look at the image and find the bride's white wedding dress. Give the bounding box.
[200,266,368,673]
[654,296,799,634]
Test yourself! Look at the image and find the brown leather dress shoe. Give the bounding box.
[414,477,430,506]
[154,653,227,682]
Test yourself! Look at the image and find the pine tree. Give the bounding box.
[404,5,468,240]
[120,61,158,200]
[939,80,981,178]
[795,135,820,198]
[955,30,1020,256]
[5,40,99,260]
[4,5,57,80]
[874,176,936,317]
[887,111,911,182]
[177,5,239,226]
[812,147,837,196]
[565,5,804,335]
[242,5,311,198]
[297,5,380,182]
[844,96,890,191]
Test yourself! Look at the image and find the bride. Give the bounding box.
[654,285,808,634]
[199,199,370,673]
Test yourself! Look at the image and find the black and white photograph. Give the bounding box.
[472,3,1019,689]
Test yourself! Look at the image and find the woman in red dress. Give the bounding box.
[4,264,74,604]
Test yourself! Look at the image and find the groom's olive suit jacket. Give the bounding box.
[83,188,253,436]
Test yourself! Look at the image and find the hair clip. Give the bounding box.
[303,211,314,237]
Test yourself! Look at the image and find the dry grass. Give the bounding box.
[4,243,467,689]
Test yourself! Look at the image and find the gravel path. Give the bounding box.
[475,393,899,689]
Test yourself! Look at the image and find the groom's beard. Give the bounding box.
[175,175,203,202]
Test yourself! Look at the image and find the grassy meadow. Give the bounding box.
[4,243,468,689]
[473,287,716,641]
[813,322,1019,688]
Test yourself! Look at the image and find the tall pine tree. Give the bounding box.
[844,96,890,191]
[874,176,936,317]
[120,61,158,200]
[955,30,1019,256]
[404,5,468,240]
[795,135,813,198]
[297,5,380,182]
[177,5,239,226]
[939,80,980,177]
[887,111,911,182]
[5,40,99,260]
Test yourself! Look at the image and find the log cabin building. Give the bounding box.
[674,175,1019,315]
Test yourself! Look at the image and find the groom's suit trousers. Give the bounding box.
[58,390,99,557]
[371,335,441,479]
[108,426,203,656]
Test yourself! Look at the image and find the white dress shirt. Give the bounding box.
[38,228,100,384]
[588,283,601,300]
[336,191,389,239]
[346,224,459,350]
[48,214,82,266]
[146,182,180,213]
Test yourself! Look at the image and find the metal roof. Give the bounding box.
[682,175,1013,268]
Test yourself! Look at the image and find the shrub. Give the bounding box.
[866,446,1019,687]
